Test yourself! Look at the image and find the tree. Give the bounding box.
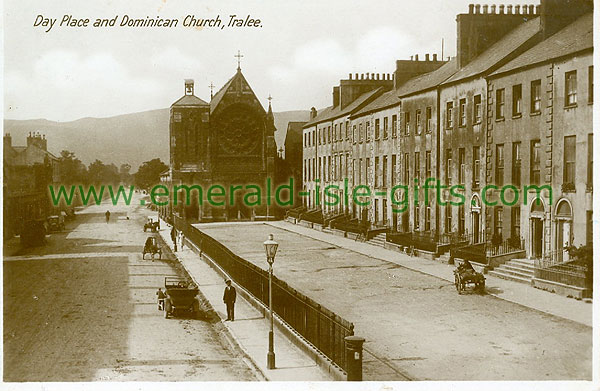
[134,158,168,190]
[119,163,132,185]
[58,150,88,185]
[88,159,120,186]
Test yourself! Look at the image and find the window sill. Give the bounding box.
[562,183,576,193]
[564,103,578,109]
[495,118,505,122]
[586,185,593,192]
[512,113,522,119]
[473,120,482,126]
[530,111,541,117]
[458,124,467,128]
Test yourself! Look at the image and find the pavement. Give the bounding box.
[156,218,334,381]
[191,220,592,381]
[269,220,592,327]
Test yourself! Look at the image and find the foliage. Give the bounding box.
[88,159,120,185]
[58,150,88,185]
[134,158,168,190]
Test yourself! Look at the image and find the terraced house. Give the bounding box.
[294,0,593,297]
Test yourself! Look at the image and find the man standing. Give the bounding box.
[222,279,236,321]
[170,226,177,252]
[156,288,166,311]
[105,210,111,223]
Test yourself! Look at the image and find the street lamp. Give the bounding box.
[264,233,278,369]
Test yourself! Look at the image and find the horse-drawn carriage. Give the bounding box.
[163,277,200,319]
[144,217,160,232]
[143,236,162,260]
[453,260,485,294]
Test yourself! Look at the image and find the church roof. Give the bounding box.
[209,69,266,114]
[491,12,593,77]
[171,94,209,107]
[443,17,542,85]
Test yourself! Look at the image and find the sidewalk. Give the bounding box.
[157,221,334,381]
[268,220,592,327]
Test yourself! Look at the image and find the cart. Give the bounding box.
[163,277,200,319]
[142,236,162,260]
[453,260,485,294]
[144,217,160,232]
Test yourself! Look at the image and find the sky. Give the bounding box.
[4,0,540,121]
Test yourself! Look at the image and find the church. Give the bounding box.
[167,59,277,222]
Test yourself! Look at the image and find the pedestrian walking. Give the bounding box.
[178,231,184,250]
[156,288,166,311]
[223,279,236,321]
[105,210,111,223]
[170,226,177,252]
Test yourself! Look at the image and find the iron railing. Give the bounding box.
[174,216,354,371]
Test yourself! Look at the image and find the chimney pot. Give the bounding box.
[515,5,520,14]
[433,53,438,61]
[415,54,419,61]
[468,4,474,13]
[528,5,534,14]
[499,4,505,13]
[361,73,364,80]
[507,5,513,14]
[410,55,414,60]
[535,4,540,14]
[482,4,488,13]
[491,4,496,13]
[349,73,352,80]
[475,4,481,13]
[426,53,430,61]
[371,73,375,79]
[522,4,528,14]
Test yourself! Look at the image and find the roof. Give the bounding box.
[171,94,208,107]
[444,17,542,84]
[209,69,265,114]
[491,13,593,77]
[304,88,384,127]
[352,89,400,117]
[285,122,305,144]
[397,58,458,97]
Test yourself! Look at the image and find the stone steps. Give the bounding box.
[489,258,534,284]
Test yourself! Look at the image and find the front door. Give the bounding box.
[472,211,480,243]
[532,218,543,259]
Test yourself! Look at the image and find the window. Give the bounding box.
[414,152,420,181]
[425,205,431,231]
[404,112,410,135]
[327,156,331,181]
[459,98,466,126]
[496,144,504,186]
[458,148,465,185]
[425,151,432,179]
[531,80,541,114]
[587,211,593,245]
[473,146,480,189]
[512,84,522,117]
[530,140,541,185]
[403,153,410,184]
[174,112,182,122]
[426,107,432,133]
[366,158,371,185]
[383,117,389,138]
[382,155,388,188]
[445,149,452,184]
[345,121,350,139]
[414,205,420,230]
[495,207,503,237]
[359,123,364,142]
[458,204,465,235]
[352,125,357,143]
[511,207,520,240]
[328,126,331,143]
[375,157,379,187]
[565,70,577,106]
[512,142,521,186]
[496,89,505,119]
[446,101,453,128]
[333,124,337,141]
[392,155,397,186]
[313,130,316,145]
[366,121,371,142]
[374,119,379,139]
[445,204,452,233]
[564,135,576,186]
[391,115,397,138]
[473,95,482,123]
[588,133,593,189]
[589,66,594,103]
[358,159,362,184]
[416,110,422,134]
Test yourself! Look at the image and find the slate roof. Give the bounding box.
[303,87,384,127]
[351,89,400,118]
[444,17,542,84]
[285,122,306,143]
[491,12,593,77]
[396,58,458,97]
[171,94,208,107]
[209,73,237,112]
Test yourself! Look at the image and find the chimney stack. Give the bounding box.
[310,107,317,120]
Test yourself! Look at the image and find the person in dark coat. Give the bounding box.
[156,288,166,310]
[170,226,177,251]
[223,279,236,321]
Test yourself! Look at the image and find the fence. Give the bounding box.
[174,215,355,372]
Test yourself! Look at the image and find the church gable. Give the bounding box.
[210,70,266,117]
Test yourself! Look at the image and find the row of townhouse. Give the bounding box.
[301,0,593,263]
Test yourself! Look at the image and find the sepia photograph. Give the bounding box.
[2,0,597,390]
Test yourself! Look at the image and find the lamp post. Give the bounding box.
[263,233,278,369]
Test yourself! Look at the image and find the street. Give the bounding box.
[3,200,257,381]
[195,222,592,381]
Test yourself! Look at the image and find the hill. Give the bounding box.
[4,109,309,170]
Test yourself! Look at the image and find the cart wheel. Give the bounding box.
[456,275,463,294]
